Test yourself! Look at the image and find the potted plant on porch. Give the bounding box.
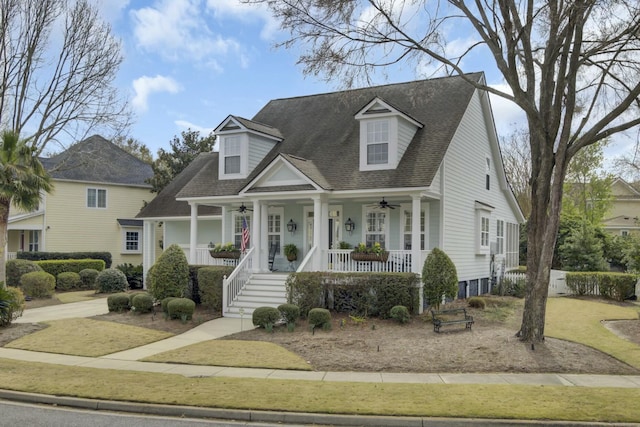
[350,242,389,262]
[208,242,241,259]
[284,243,298,262]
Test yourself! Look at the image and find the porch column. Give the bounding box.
[189,203,198,264]
[313,197,322,270]
[142,220,156,288]
[411,195,421,274]
[221,206,227,244]
[260,203,269,272]
[252,201,262,271]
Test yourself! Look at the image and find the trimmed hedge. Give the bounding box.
[167,298,195,320]
[308,308,331,329]
[389,305,410,324]
[161,297,178,314]
[286,272,420,318]
[35,259,106,278]
[252,306,281,328]
[278,303,300,324]
[20,271,56,298]
[95,268,129,293]
[198,266,235,312]
[566,272,637,301]
[131,293,154,313]
[18,251,112,268]
[79,269,99,289]
[147,244,189,301]
[56,272,82,291]
[6,259,43,288]
[107,293,131,312]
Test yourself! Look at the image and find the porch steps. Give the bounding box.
[225,273,289,318]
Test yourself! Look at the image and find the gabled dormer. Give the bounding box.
[214,115,283,180]
[355,97,423,171]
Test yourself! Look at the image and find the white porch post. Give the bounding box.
[189,203,198,264]
[221,206,227,244]
[411,195,421,274]
[313,197,322,270]
[252,201,262,271]
[142,220,156,289]
[260,202,269,271]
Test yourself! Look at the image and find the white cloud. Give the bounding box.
[130,0,241,63]
[205,0,280,40]
[174,120,214,135]
[132,75,181,113]
[488,83,527,136]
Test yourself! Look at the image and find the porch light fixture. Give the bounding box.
[287,219,297,234]
[345,218,355,234]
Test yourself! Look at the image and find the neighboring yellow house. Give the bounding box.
[7,135,154,267]
[602,177,640,237]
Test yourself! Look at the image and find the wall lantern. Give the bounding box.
[287,219,297,234]
[345,218,355,234]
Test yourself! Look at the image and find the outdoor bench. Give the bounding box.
[430,307,474,333]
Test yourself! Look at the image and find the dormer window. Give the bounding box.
[355,97,423,171]
[224,136,241,174]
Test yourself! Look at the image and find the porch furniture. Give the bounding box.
[430,308,474,333]
[268,242,279,271]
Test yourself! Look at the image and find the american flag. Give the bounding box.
[240,216,250,253]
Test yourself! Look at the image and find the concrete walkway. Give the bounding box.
[4,298,640,389]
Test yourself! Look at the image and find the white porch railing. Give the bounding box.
[222,247,254,316]
[181,245,239,267]
[325,249,428,273]
[297,246,317,272]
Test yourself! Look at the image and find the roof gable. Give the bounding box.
[241,154,328,194]
[355,97,423,128]
[215,115,283,141]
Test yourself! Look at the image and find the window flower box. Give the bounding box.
[208,242,241,259]
[350,252,389,262]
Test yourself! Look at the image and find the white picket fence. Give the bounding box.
[502,270,569,295]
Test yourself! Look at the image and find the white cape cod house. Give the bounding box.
[137,73,524,316]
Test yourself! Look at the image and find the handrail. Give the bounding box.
[297,246,317,272]
[222,247,254,316]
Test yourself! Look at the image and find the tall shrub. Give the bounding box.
[6,259,42,288]
[147,244,189,301]
[422,248,458,310]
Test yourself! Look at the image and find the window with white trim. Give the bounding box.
[481,217,490,248]
[622,230,629,237]
[223,136,241,174]
[123,230,141,253]
[485,157,491,190]
[496,220,504,254]
[402,209,426,250]
[233,214,251,249]
[475,202,493,254]
[87,188,106,208]
[366,120,389,165]
[267,209,283,255]
[364,209,386,247]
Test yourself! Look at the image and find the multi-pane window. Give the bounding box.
[125,231,140,252]
[224,136,241,174]
[365,210,386,247]
[481,216,490,248]
[87,188,106,208]
[496,219,504,254]
[267,213,281,254]
[366,120,389,165]
[233,214,251,248]
[403,210,425,250]
[28,230,39,252]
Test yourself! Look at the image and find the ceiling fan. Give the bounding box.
[237,203,253,213]
[369,197,401,210]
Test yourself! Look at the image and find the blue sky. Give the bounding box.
[98,0,631,162]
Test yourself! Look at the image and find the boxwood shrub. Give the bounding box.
[278,303,300,324]
[6,259,42,288]
[56,272,82,291]
[95,268,129,293]
[79,269,99,289]
[20,271,56,298]
[107,293,131,312]
[131,293,154,314]
[252,306,281,329]
[308,308,331,330]
[147,244,189,301]
[0,286,25,326]
[167,298,195,321]
[467,296,486,309]
[389,305,410,324]
[161,297,178,314]
[198,266,234,312]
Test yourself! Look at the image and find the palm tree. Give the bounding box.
[0,131,53,286]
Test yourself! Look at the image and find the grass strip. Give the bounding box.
[143,340,313,371]
[5,318,172,357]
[55,290,98,304]
[545,298,640,368]
[0,358,639,423]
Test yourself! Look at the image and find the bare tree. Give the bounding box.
[500,128,532,218]
[0,0,130,155]
[251,0,640,342]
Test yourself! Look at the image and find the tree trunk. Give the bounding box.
[0,199,9,287]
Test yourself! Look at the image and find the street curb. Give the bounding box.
[1,389,638,426]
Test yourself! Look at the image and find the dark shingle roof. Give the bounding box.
[137,152,220,219]
[41,135,153,186]
[232,116,283,139]
[177,73,481,199]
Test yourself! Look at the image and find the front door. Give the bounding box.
[303,206,342,254]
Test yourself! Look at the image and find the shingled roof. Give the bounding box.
[177,73,482,199]
[41,135,153,186]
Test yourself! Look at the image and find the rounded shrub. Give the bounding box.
[6,259,43,288]
[20,271,55,298]
[161,297,177,314]
[95,268,128,293]
[422,247,458,310]
[147,244,189,301]
[389,305,410,324]
[467,296,486,309]
[308,308,332,330]
[0,286,26,326]
[278,303,300,324]
[167,298,195,321]
[131,293,154,314]
[252,306,281,328]
[56,271,81,291]
[107,293,131,312]
[79,268,99,289]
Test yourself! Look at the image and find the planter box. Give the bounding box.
[209,251,241,259]
[350,251,389,262]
